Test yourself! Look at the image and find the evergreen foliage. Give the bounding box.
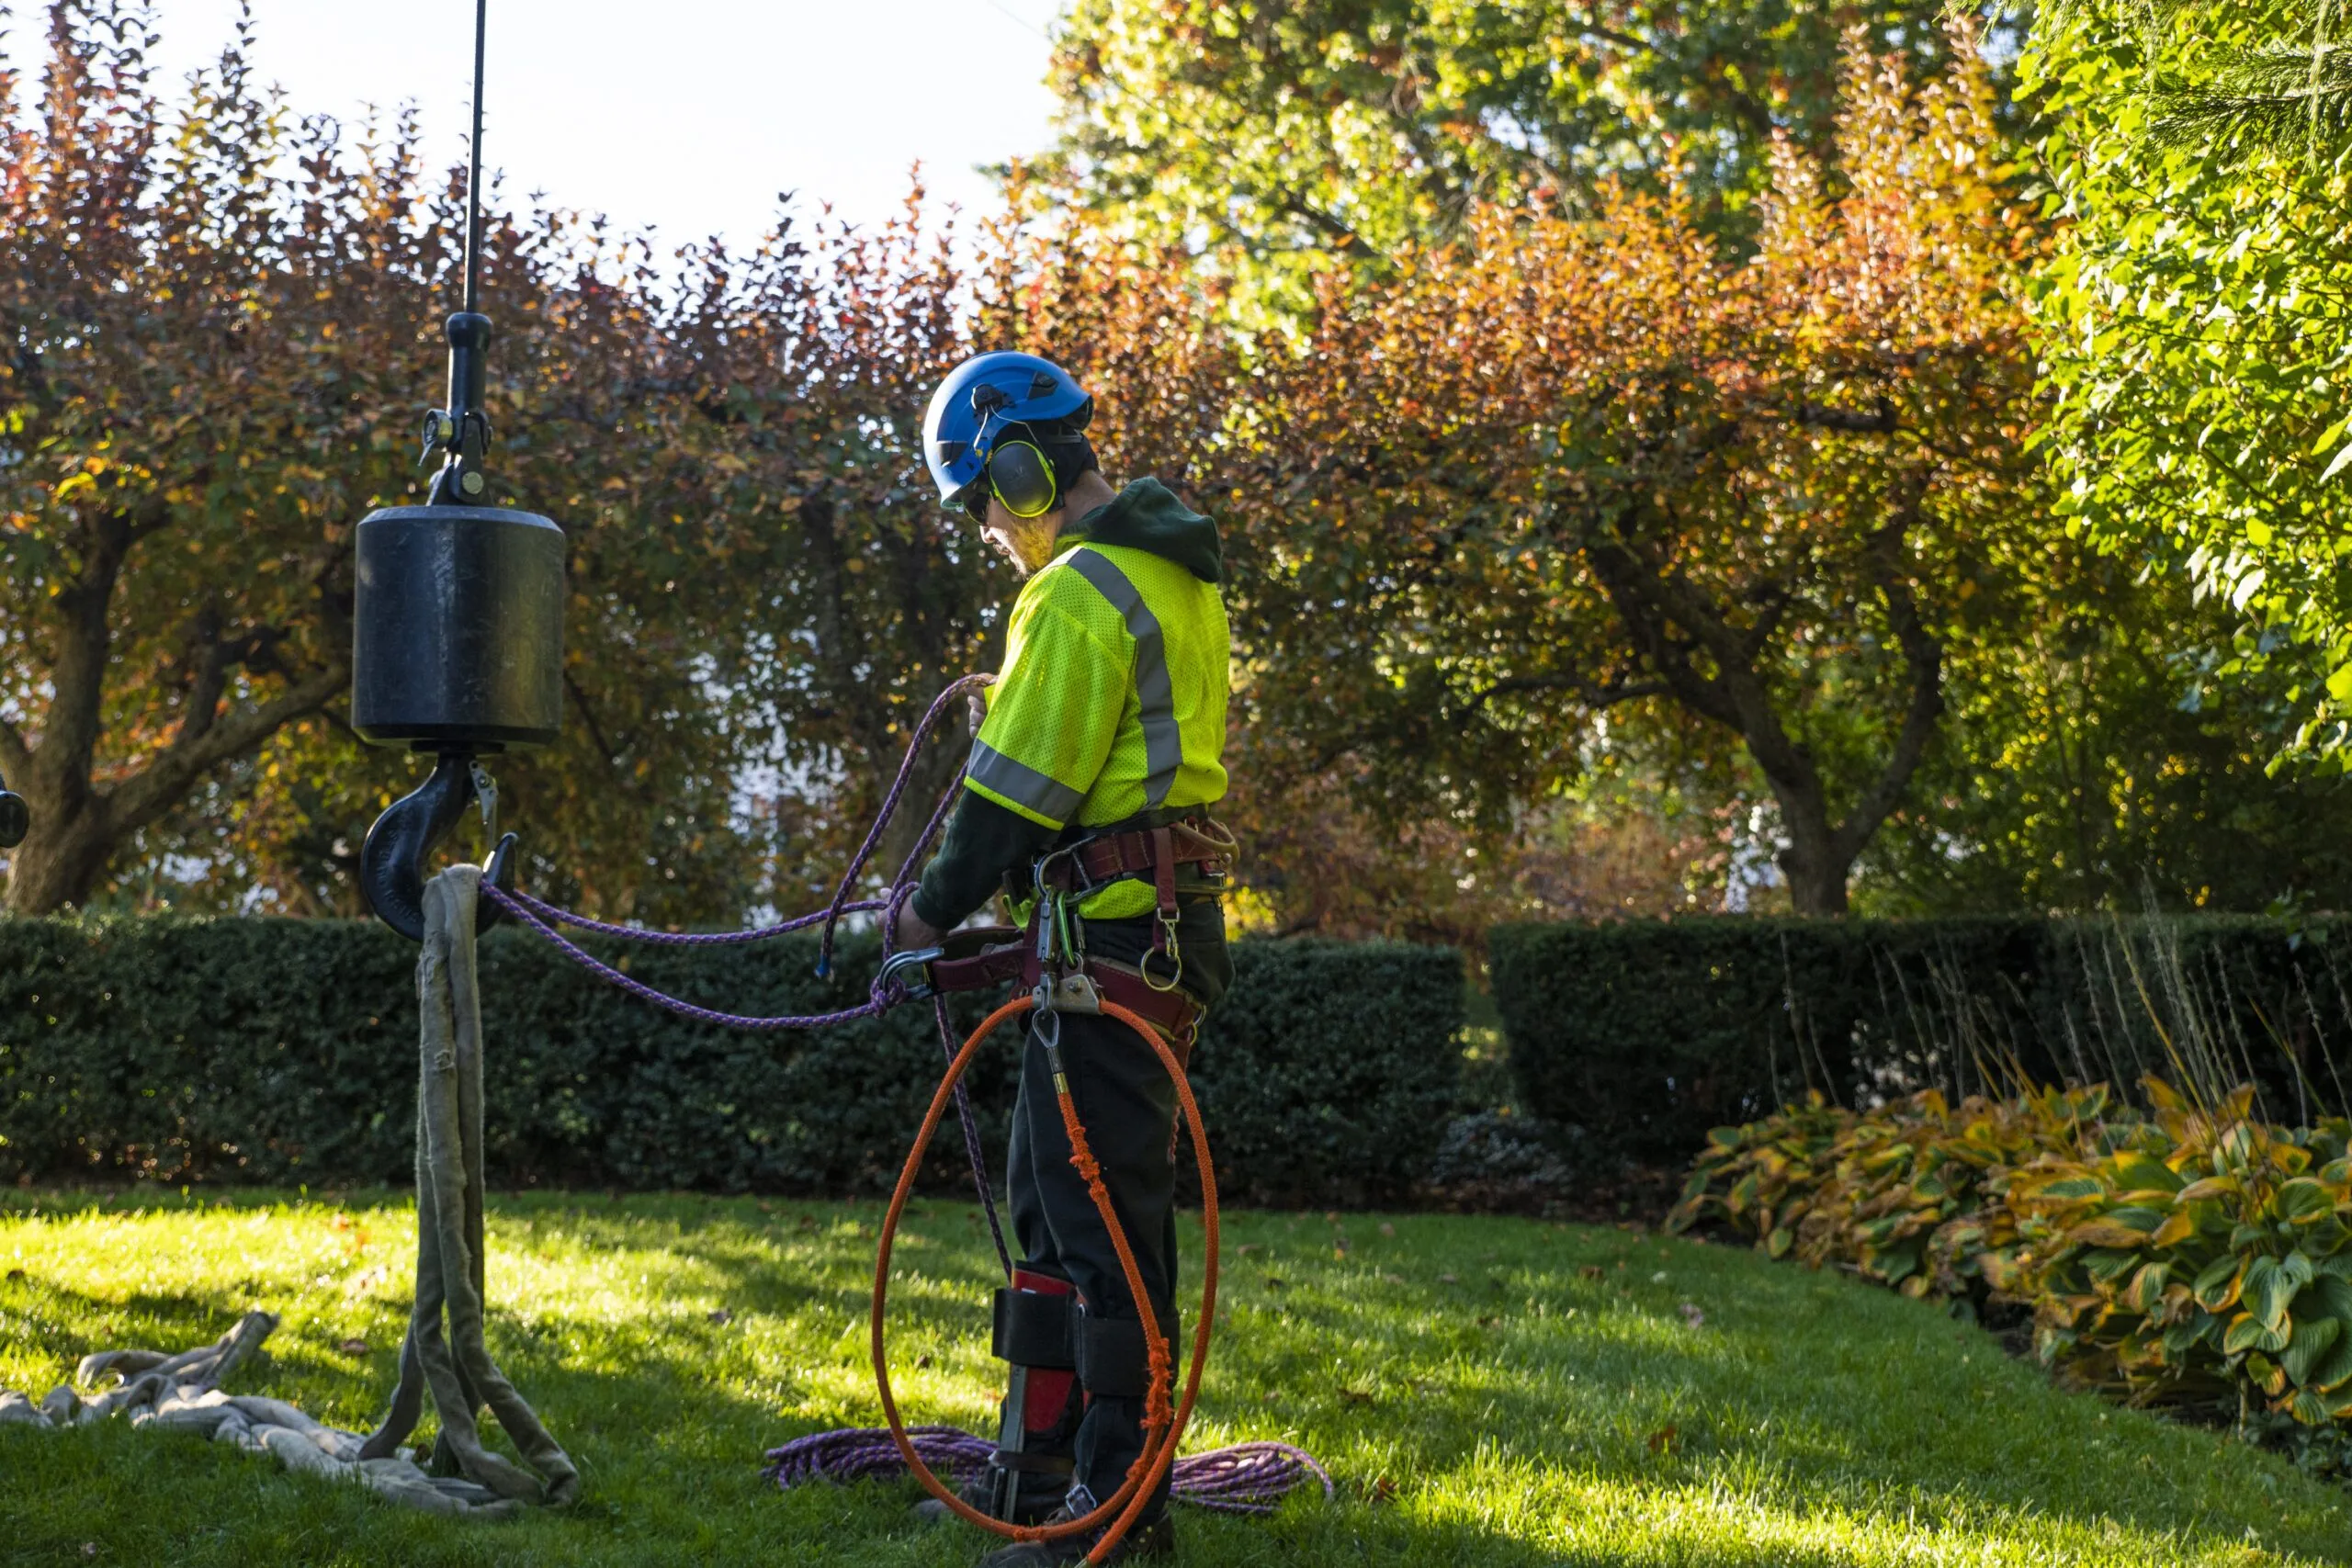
[0,919,1462,1208]
[1493,915,2352,1165]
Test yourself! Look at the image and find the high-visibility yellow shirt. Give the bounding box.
[965,536,1229,919]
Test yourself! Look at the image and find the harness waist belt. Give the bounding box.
[927,936,1202,1047]
[1040,816,1237,895]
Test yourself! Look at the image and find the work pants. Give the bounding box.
[1001,906,1227,1524]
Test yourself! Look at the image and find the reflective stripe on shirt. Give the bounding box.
[1062,547,1182,808]
[965,739,1086,827]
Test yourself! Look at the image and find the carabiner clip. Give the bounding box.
[878,945,944,1002]
[1141,911,1184,993]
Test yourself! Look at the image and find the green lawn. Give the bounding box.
[1,1190,2346,1566]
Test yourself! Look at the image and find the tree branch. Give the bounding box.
[105,662,349,834]
[0,714,28,781]
[1794,397,1899,434]
[1829,483,1944,865]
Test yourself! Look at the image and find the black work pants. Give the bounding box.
[1003,905,1227,1522]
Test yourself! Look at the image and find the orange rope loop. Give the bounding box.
[870,995,1221,1566]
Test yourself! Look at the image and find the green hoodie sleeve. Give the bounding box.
[910,789,1055,931]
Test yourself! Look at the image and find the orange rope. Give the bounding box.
[870,995,1221,1566]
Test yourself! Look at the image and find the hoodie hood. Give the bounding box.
[1067,477,1222,583]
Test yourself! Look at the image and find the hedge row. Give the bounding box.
[1492,915,2352,1167]
[0,919,1464,1208]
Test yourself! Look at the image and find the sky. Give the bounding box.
[138,0,1066,245]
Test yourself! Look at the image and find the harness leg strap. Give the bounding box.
[1074,1304,1181,1401]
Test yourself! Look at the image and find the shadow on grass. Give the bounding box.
[6,1195,2348,1566]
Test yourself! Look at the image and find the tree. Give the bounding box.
[0,4,1025,920]
[1039,0,1996,316]
[1227,31,2038,915]
[2026,1,2352,767]
[1858,553,2352,913]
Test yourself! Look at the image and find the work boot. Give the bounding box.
[910,1469,1067,1528]
[972,1505,1174,1565]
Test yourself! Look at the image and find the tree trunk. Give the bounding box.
[1758,770,1854,917]
[1774,834,1853,917]
[3,793,113,914]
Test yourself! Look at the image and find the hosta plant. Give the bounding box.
[1670,1080,2352,1429]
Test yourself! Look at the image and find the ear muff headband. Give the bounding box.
[987,439,1058,520]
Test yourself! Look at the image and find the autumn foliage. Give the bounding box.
[2,6,2044,928]
[1229,30,2039,915]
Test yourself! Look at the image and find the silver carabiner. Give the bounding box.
[878,945,943,1002]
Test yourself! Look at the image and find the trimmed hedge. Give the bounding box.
[1492,915,2352,1167]
[0,919,1463,1208]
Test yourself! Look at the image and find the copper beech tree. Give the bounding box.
[1234,32,2038,915]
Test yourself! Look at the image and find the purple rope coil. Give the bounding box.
[760,1427,1333,1517]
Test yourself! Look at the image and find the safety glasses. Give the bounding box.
[951,479,993,525]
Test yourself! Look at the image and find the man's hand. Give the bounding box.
[891,902,946,953]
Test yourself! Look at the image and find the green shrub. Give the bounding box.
[0,918,1461,1207]
[1671,1080,2352,1431]
[1491,914,2352,1167]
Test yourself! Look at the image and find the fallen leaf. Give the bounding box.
[1365,1474,1397,1505]
[335,1337,368,1357]
[1438,1272,1458,1284]
[1679,1303,1705,1329]
[1378,1223,1396,1237]
[1647,1425,1679,1455]
[1237,1244,1260,1256]
[1579,1265,1605,1280]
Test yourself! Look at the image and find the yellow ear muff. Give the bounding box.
[987,439,1058,520]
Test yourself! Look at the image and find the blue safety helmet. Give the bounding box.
[921,351,1093,508]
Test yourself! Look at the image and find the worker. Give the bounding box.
[893,350,1234,1565]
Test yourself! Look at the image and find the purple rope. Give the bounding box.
[760,1428,1333,1516]
[498,888,888,946]
[818,673,994,979]
[482,880,893,1031]
[939,994,1012,1278]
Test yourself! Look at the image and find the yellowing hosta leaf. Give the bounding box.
[2067,1221,2154,1250]
[2228,1313,2290,1355]
[2275,1179,2336,1224]
[2124,1261,2170,1314]
[2149,1210,2197,1248]
[2109,1154,2185,1192]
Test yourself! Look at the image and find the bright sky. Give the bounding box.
[141,0,1065,244]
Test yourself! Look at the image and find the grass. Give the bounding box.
[2,1190,2348,1566]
